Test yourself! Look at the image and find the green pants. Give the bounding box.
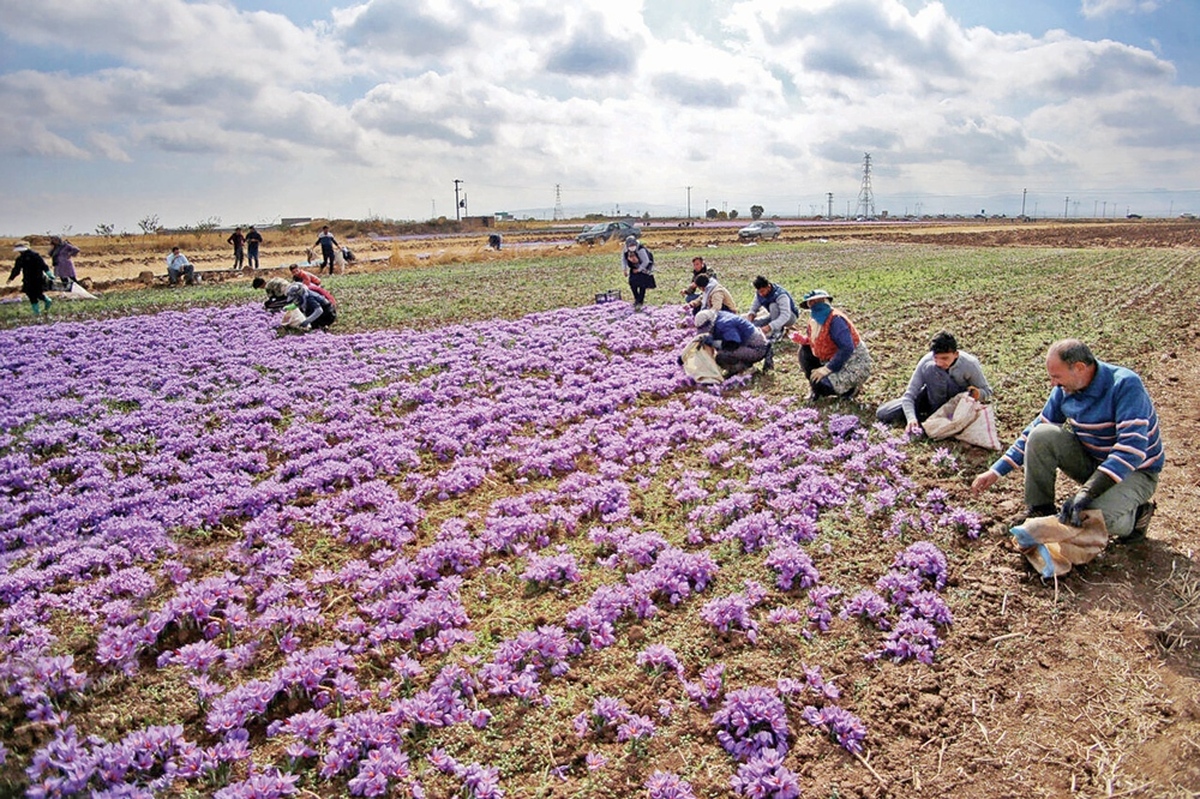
[1023,423,1158,537]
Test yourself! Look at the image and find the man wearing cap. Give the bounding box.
[694,308,769,377]
[877,330,994,435]
[745,275,799,342]
[794,289,871,399]
[971,338,1161,546]
[7,241,53,317]
[284,282,337,331]
[622,234,656,312]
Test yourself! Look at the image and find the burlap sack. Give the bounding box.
[1010,509,1109,578]
[680,339,725,385]
[922,393,1001,450]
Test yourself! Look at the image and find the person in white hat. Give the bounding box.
[694,307,769,377]
[794,289,871,400]
[7,241,53,317]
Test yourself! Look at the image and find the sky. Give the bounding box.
[1,0,1198,236]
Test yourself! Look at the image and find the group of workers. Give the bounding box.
[252,263,338,332]
[660,242,1163,573]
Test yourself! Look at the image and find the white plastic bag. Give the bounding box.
[280,308,307,329]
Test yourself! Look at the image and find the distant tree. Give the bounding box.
[706,208,718,219]
[750,205,764,220]
[95,223,115,236]
[138,214,160,235]
[729,209,739,220]
[193,216,221,232]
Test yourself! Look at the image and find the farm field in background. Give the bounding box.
[1,234,1198,798]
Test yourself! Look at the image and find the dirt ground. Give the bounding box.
[6,218,1199,797]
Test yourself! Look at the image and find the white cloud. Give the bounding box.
[1080,0,1163,19]
[0,0,1196,232]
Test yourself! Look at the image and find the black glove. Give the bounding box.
[1058,492,1092,527]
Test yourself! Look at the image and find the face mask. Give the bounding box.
[810,302,832,325]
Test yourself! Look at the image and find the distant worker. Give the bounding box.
[227,227,246,271]
[245,226,263,269]
[794,289,871,400]
[284,282,337,331]
[49,235,80,289]
[622,235,656,312]
[877,330,994,435]
[7,241,52,317]
[314,226,339,274]
[166,246,195,286]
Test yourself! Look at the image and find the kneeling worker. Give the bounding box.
[794,289,871,400]
[695,308,769,377]
[877,330,993,435]
[971,339,1161,577]
[284,282,337,331]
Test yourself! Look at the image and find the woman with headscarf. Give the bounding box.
[794,289,871,400]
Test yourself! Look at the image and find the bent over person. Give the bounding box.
[877,330,993,435]
[971,339,1162,575]
[694,308,769,377]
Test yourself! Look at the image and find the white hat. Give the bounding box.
[695,309,717,328]
[13,241,30,252]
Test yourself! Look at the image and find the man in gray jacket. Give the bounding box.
[876,330,993,435]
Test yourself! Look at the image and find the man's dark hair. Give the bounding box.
[252,277,266,289]
[1050,338,1096,367]
[752,275,770,290]
[930,331,958,354]
[694,274,710,287]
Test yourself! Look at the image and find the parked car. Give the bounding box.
[737,220,781,241]
[576,221,639,244]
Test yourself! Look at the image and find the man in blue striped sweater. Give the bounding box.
[972,339,1161,542]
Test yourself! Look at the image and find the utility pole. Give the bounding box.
[1021,188,1027,218]
[686,186,692,219]
[454,179,464,221]
[553,184,564,221]
[827,192,833,220]
[431,199,436,219]
[1064,196,1069,219]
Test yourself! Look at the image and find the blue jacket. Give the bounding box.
[707,311,762,348]
[993,360,1164,482]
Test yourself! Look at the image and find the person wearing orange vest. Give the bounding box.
[792,289,872,400]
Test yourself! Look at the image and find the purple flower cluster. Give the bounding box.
[0,302,982,795]
[645,771,697,799]
[844,542,955,665]
[801,704,868,754]
[729,748,801,799]
[712,686,790,761]
[700,581,768,643]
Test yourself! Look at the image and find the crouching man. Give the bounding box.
[971,339,1162,577]
[284,282,337,332]
[694,308,769,377]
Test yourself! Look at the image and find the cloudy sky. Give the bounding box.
[1,0,1198,235]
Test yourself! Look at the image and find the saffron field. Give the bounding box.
[2,239,1198,798]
